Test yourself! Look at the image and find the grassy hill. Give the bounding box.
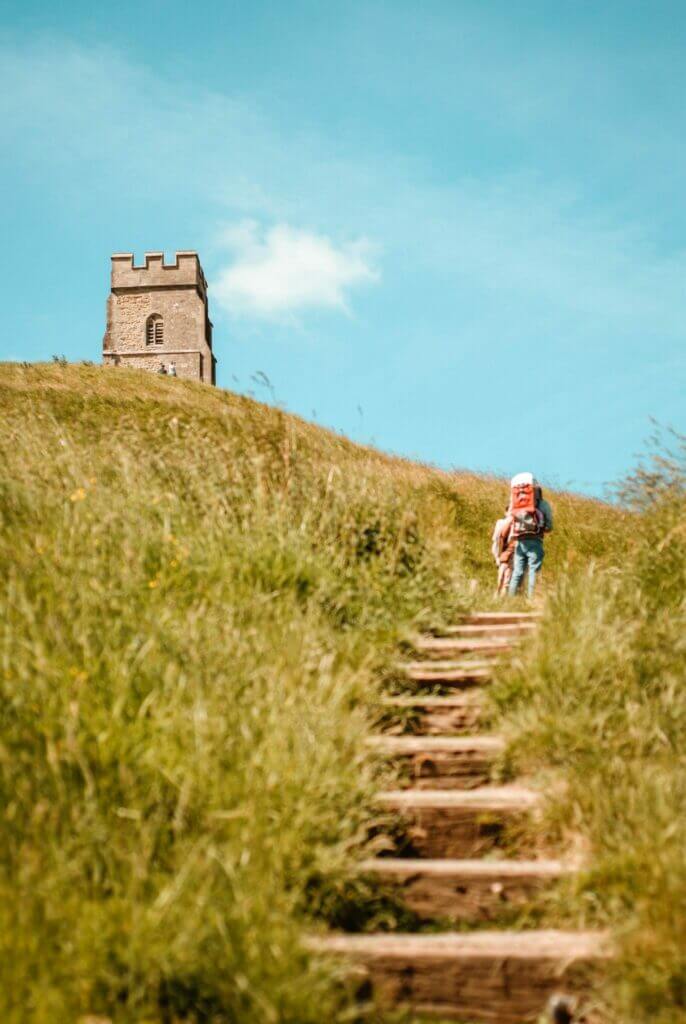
[0,363,623,1023]
[492,435,686,1024]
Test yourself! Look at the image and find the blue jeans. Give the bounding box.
[508,537,544,598]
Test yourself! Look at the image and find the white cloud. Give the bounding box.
[212,221,378,319]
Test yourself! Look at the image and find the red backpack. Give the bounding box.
[509,473,544,539]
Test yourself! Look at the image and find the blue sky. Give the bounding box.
[2,1,685,495]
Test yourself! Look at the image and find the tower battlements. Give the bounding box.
[111,251,208,297]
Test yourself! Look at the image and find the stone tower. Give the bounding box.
[102,251,217,384]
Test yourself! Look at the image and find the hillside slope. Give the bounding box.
[0,364,622,1023]
[492,436,686,1024]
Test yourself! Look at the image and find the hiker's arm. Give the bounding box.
[541,501,553,533]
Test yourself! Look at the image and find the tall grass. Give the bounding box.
[0,364,621,1022]
[492,433,686,1023]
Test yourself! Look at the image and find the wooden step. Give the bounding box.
[367,736,504,789]
[307,930,609,1024]
[380,695,484,735]
[404,659,494,672]
[403,661,492,686]
[465,612,542,625]
[358,857,570,922]
[377,786,538,858]
[436,623,536,637]
[414,638,514,658]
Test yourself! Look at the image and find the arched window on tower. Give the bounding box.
[146,314,163,346]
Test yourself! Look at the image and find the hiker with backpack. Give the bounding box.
[506,473,553,599]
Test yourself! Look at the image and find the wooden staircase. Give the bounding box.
[308,612,609,1022]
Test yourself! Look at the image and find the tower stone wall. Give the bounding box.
[102,252,217,384]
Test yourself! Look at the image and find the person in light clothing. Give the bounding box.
[491,508,515,596]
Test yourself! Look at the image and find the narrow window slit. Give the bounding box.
[146,315,163,346]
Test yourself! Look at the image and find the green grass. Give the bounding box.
[0,363,622,1023]
[491,433,686,1023]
